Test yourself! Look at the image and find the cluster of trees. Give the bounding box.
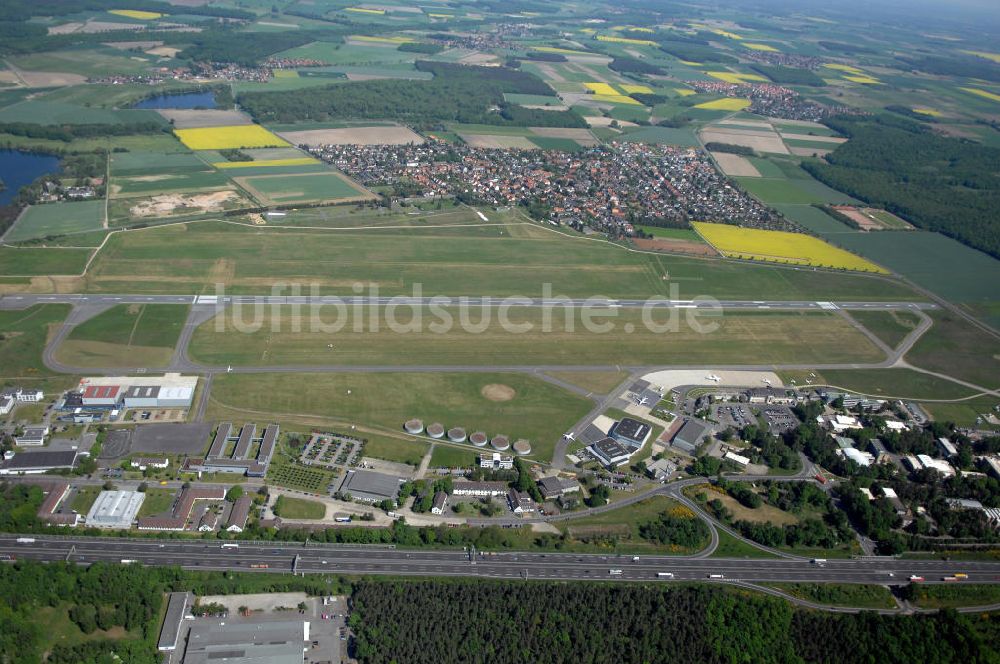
[180,29,336,66]
[0,121,168,142]
[900,55,1000,84]
[524,51,567,62]
[638,510,709,548]
[630,92,669,106]
[749,65,825,87]
[238,61,586,128]
[398,42,444,55]
[705,141,756,156]
[403,476,454,513]
[608,56,664,76]
[658,36,737,64]
[804,114,1000,259]
[349,579,997,664]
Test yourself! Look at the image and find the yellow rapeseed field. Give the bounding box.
[744,43,779,52]
[961,50,1000,64]
[674,88,696,97]
[428,13,453,18]
[960,87,1000,103]
[693,98,751,111]
[591,94,642,105]
[345,7,385,14]
[584,82,618,96]
[823,63,863,74]
[707,71,769,84]
[213,158,318,169]
[711,29,743,40]
[912,107,942,117]
[109,9,163,19]
[596,35,657,46]
[534,46,592,55]
[272,69,299,78]
[678,60,703,66]
[174,125,289,150]
[844,75,881,85]
[620,84,654,94]
[692,222,887,273]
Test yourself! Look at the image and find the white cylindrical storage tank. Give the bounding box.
[447,427,467,443]
[470,432,488,447]
[513,439,531,455]
[490,435,510,451]
[404,419,424,435]
[427,423,445,439]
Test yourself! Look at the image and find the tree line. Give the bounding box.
[805,114,1000,259]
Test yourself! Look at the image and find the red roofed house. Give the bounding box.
[81,385,122,407]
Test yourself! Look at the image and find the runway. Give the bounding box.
[0,293,938,311]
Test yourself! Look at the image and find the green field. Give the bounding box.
[0,247,91,275]
[110,152,207,176]
[428,444,479,468]
[236,172,367,204]
[273,495,326,519]
[361,434,428,466]
[190,308,883,367]
[779,368,978,401]
[910,584,1000,609]
[78,219,922,301]
[711,528,779,558]
[543,370,629,394]
[736,177,856,205]
[635,226,704,242]
[850,310,922,349]
[207,372,594,462]
[619,126,700,146]
[6,201,106,242]
[556,495,710,554]
[111,170,232,197]
[0,304,70,382]
[0,99,164,126]
[57,304,188,368]
[69,486,102,514]
[268,457,335,494]
[906,312,1000,389]
[9,49,160,77]
[137,489,176,517]
[921,396,1000,428]
[764,583,896,609]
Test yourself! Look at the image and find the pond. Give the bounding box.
[0,149,60,207]
[132,90,218,109]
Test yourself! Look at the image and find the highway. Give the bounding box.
[1,535,997,586]
[0,293,938,311]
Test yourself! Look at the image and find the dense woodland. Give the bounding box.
[349,580,998,664]
[239,61,586,128]
[806,114,1000,259]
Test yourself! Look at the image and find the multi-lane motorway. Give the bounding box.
[0,293,938,311]
[1,535,996,587]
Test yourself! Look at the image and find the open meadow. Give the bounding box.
[189,307,884,368]
[5,201,106,242]
[56,303,188,368]
[206,372,594,462]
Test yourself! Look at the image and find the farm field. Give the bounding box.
[174,125,289,150]
[188,307,883,367]
[276,125,425,146]
[56,303,188,368]
[111,170,233,198]
[76,219,922,301]
[905,312,1000,390]
[360,434,428,467]
[267,456,335,494]
[5,201,106,242]
[206,372,595,462]
[0,100,164,126]
[692,222,887,273]
[0,247,91,276]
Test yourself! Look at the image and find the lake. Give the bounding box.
[133,91,217,109]
[0,149,60,207]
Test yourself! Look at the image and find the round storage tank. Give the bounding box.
[447,427,467,443]
[512,439,531,455]
[426,423,445,439]
[490,435,510,451]
[404,419,424,435]
[470,432,488,447]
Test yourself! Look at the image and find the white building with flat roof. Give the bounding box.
[86,490,145,529]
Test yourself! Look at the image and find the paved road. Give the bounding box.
[0,293,938,311]
[1,535,996,587]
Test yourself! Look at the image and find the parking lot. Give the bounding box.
[713,403,753,429]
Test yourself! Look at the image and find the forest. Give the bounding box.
[348,579,998,664]
[805,114,1000,259]
[239,61,586,128]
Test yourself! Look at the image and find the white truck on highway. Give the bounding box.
[609,569,623,576]
[15,538,35,544]
[657,572,674,578]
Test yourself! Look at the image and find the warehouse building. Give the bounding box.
[671,418,709,454]
[588,437,636,468]
[610,417,652,448]
[182,620,309,664]
[187,423,279,477]
[0,449,78,475]
[339,469,403,503]
[86,490,146,529]
[74,374,198,410]
[158,592,191,653]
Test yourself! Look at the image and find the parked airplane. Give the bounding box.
[762,377,772,385]
[636,396,650,406]
[562,432,575,441]
[706,374,721,382]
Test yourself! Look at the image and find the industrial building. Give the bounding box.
[0,449,78,475]
[186,423,279,477]
[158,592,191,653]
[537,476,581,500]
[137,485,225,531]
[339,469,403,503]
[452,481,509,497]
[671,419,709,454]
[86,490,146,529]
[480,452,514,470]
[182,620,309,664]
[610,417,652,448]
[227,495,253,533]
[14,426,48,447]
[588,437,636,468]
[72,374,198,410]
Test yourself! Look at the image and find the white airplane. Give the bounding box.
[562,432,575,441]
[762,377,772,385]
[706,374,721,382]
[327,344,334,348]
[636,397,650,406]
[226,365,232,373]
